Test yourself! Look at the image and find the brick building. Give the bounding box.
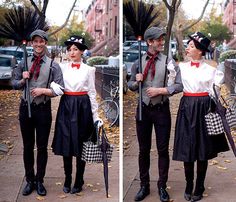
[84,0,119,56]
[223,0,236,48]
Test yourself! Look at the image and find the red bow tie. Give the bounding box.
[190,61,200,68]
[71,63,81,69]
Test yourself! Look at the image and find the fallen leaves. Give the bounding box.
[0,90,20,159]
[36,196,45,200]
[58,194,67,199]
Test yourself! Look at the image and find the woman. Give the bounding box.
[52,35,103,194]
[172,32,229,202]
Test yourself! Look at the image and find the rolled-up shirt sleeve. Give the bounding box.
[128,60,139,91]
[11,61,25,90]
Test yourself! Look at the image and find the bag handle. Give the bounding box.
[87,123,102,144]
[101,126,110,143]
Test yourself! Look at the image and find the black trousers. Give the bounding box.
[136,101,171,189]
[19,100,52,183]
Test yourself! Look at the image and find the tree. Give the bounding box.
[162,0,181,56]
[201,23,232,45]
[29,0,77,37]
[173,0,210,60]
[200,8,233,45]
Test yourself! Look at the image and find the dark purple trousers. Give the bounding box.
[136,101,171,189]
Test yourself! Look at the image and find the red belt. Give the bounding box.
[64,91,88,95]
[183,92,209,97]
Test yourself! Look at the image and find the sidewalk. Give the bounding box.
[124,93,236,202]
[0,96,119,202]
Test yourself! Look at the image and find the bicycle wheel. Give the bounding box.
[98,99,119,127]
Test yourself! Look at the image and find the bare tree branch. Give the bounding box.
[176,0,181,10]
[49,0,77,36]
[182,0,210,32]
[162,0,171,10]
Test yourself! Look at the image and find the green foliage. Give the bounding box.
[56,20,95,48]
[201,23,232,45]
[86,56,108,66]
[219,50,236,63]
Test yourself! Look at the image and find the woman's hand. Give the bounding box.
[95,118,104,128]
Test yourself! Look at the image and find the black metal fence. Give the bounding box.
[95,65,119,104]
[224,60,236,94]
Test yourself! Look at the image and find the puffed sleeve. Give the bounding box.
[214,68,224,86]
[87,66,99,122]
[50,61,64,96]
[209,68,224,96]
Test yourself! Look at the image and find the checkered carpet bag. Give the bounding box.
[81,126,113,163]
[225,106,236,129]
[205,111,225,135]
[81,141,113,163]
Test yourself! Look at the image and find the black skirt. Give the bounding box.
[52,94,94,157]
[173,95,229,162]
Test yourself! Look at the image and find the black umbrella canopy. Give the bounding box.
[100,127,111,198]
[123,0,160,40]
[0,6,49,42]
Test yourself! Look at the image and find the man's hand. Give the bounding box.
[22,71,30,80]
[136,73,143,82]
[31,88,45,97]
[146,87,168,97]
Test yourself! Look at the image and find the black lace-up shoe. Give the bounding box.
[134,185,150,201]
[36,182,47,196]
[22,181,34,196]
[159,187,170,202]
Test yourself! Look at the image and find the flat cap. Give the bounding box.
[30,29,48,41]
[144,27,166,41]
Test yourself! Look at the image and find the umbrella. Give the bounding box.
[0,6,49,118]
[213,84,236,157]
[123,0,160,121]
[100,126,110,198]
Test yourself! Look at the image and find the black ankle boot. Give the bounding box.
[191,186,205,202]
[63,175,71,193]
[184,182,193,201]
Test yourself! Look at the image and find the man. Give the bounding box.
[128,27,182,202]
[12,29,64,196]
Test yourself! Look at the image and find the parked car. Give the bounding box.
[0,54,17,86]
[123,49,145,80]
[123,40,136,51]
[171,41,177,56]
[128,41,148,52]
[0,46,24,64]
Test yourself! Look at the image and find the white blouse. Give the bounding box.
[179,61,224,96]
[59,62,98,122]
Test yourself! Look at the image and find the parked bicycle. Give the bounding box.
[98,80,119,127]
